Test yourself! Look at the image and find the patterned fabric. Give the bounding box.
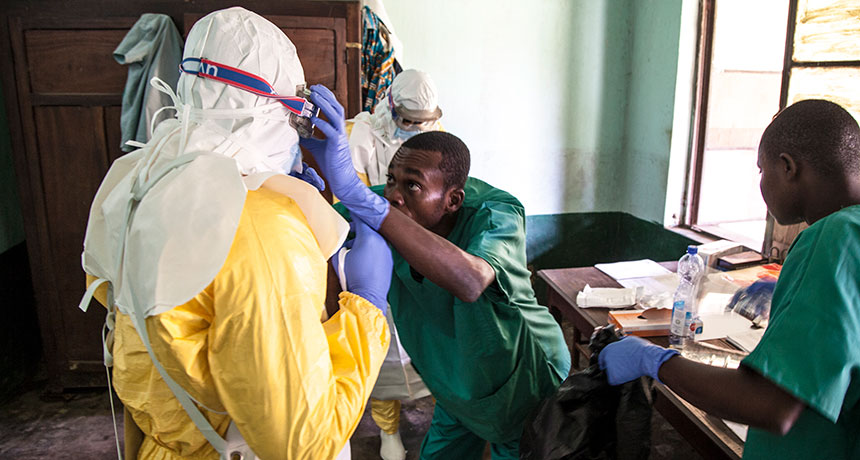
[361,5,398,113]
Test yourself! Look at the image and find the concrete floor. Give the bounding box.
[0,373,701,460]
[0,319,702,459]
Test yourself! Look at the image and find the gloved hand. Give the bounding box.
[727,279,775,326]
[288,162,325,192]
[299,84,389,230]
[332,220,392,314]
[598,336,679,385]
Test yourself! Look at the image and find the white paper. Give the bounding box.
[723,419,748,441]
[726,327,766,352]
[694,311,755,341]
[698,292,734,315]
[595,259,672,281]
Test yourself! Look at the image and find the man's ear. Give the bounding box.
[445,187,465,214]
[778,152,798,180]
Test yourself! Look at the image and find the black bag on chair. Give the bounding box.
[520,326,654,460]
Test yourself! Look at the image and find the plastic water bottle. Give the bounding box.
[669,245,705,348]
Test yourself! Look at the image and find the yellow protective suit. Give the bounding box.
[89,187,390,460]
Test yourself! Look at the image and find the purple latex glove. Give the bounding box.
[298,85,389,230]
[331,220,392,314]
[598,336,679,385]
[289,162,325,192]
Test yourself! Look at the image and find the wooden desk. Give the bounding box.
[538,264,744,460]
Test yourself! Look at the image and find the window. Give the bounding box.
[683,0,860,258]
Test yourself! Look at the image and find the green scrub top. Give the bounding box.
[741,205,860,460]
[384,177,571,443]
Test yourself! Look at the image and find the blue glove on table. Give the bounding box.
[299,84,390,230]
[332,220,392,314]
[598,336,679,385]
[727,279,775,326]
[288,162,325,192]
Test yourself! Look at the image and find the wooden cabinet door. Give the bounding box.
[4,5,357,391]
[8,16,136,390]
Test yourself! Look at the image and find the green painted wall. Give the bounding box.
[384,0,685,223]
[526,212,694,270]
[526,211,695,305]
[622,0,685,222]
[0,88,25,254]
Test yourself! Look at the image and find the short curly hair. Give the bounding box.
[760,99,860,177]
[401,131,470,190]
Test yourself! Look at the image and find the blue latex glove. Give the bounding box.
[288,162,325,192]
[299,84,389,230]
[598,336,679,385]
[332,220,392,314]
[727,279,775,326]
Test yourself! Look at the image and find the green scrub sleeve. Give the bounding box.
[463,202,527,305]
[742,215,860,423]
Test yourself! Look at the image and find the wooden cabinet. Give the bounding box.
[0,0,361,392]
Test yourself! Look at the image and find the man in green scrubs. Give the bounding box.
[381,133,571,458]
[312,99,570,457]
[599,99,860,459]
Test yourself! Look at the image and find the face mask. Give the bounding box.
[393,127,420,141]
[266,141,303,175]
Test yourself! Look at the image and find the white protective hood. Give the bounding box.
[82,7,348,319]
[350,69,442,185]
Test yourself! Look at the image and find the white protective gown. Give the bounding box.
[80,8,388,459]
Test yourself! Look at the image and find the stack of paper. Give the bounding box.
[595,260,678,303]
[726,327,766,352]
[595,259,673,280]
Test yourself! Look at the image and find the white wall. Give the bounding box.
[383,0,578,216]
[382,0,687,221]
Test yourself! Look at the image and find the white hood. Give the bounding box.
[82,7,347,318]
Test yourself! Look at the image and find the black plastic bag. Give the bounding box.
[520,326,653,460]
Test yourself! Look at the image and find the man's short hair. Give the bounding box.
[402,131,470,189]
[761,99,860,177]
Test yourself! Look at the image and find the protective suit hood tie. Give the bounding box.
[180,57,309,115]
[147,76,297,174]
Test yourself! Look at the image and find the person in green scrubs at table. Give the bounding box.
[599,99,860,459]
[301,87,570,459]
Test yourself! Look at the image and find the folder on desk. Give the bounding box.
[607,308,671,337]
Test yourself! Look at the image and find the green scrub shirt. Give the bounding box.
[385,177,571,443]
[741,205,860,460]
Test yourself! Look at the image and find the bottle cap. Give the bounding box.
[687,245,698,255]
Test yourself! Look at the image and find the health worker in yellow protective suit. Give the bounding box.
[79,7,391,460]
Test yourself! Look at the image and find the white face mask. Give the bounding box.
[393,127,421,141]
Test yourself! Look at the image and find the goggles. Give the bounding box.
[179,57,319,138]
[388,92,437,132]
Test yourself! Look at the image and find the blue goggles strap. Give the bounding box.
[180,57,308,115]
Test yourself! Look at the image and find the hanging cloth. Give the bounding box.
[360,5,399,113]
[114,14,183,152]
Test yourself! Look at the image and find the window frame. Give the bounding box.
[682,0,860,257]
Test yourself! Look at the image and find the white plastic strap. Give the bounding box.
[78,278,109,312]
[336,247,349,291]
[78,277,122,459]
[105,355,123,460]
[131,152,203,201]
[129,308,228,455]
